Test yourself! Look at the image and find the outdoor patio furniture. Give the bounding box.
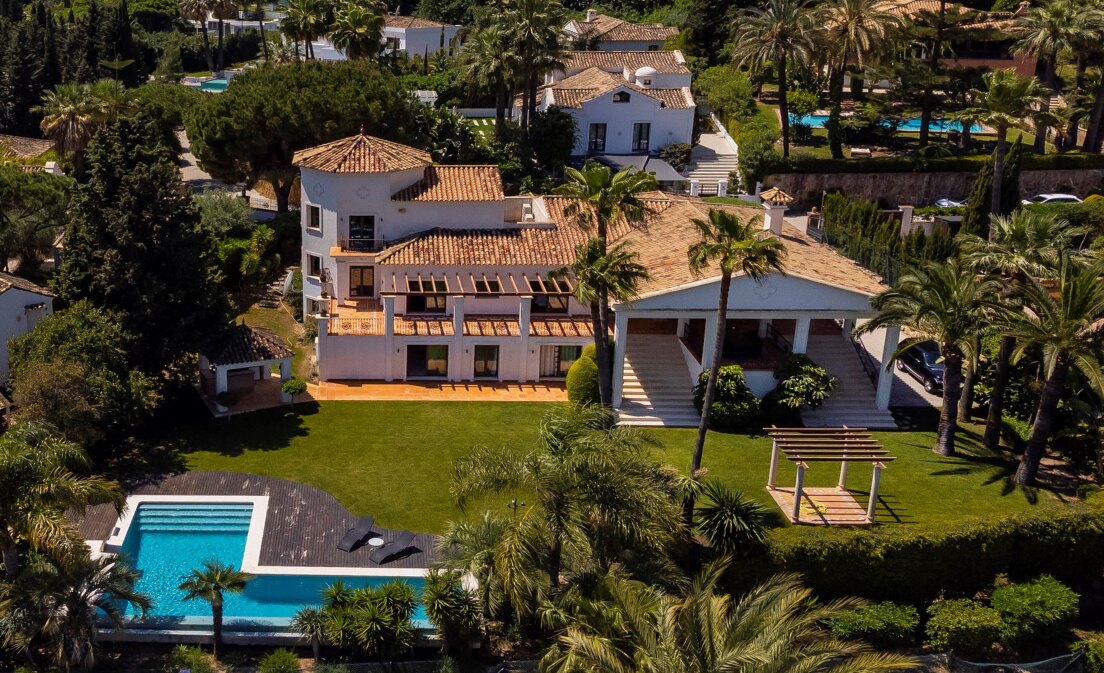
[336,516,376,552]
[369,530,417,564]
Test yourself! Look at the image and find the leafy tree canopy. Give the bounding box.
[0,164,71,276]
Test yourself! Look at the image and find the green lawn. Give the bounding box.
[177,401,1063,536]
[239,299,312,380]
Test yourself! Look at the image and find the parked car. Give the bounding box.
[895,340,944,394]
[934,198,965,208]
[1022,193,1083,205]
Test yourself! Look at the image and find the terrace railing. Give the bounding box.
[337,238,387,253]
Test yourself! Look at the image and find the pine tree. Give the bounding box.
[0,22,43,135]
[98,0,144,86]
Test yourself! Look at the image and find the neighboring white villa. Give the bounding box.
[311,15,461,61]
[564,9,677,51]
[293,134,901,427]
[0,272,52,381]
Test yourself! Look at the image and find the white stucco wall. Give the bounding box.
[385,25,461,57]
[0,288,52,381]
[557,87,695,156]
[622,274,876,316]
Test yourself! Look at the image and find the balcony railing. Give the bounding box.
[337,238,387,253]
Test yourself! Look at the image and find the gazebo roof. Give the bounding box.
[760,187,794,205]
[204,324,293,367]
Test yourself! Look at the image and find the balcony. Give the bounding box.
[337,238,387,253]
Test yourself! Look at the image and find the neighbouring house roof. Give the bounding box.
[292,133,431,174]
[384,14,450,29]
[204,324,293,367]
[538,67,694,109]
[392,165,504,202]
[0,134,53,159]
[877,0,1018,31]
[562,50,689,75]
[0,271,53,298]
[567,14,677,42]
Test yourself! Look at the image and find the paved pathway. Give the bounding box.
[856,321,941,408]
[177,130,236,194]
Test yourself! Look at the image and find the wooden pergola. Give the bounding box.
[765,427,895,525]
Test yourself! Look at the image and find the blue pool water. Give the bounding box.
[199,78,228,92]
[790,113,984,133]
[118,503,427,626]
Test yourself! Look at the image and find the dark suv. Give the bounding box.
[896,341,944,394]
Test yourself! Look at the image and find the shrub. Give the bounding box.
[258,648,301,673]
[1074,637,1104,673]
[695,65,756,121]
[566,352,600,405]
[925,599,1003,657]
[282,377,308,396]
[164,645,215,673]
[772,353,838,410]
[693,365,761,430]
[991,575,1079,646]
[830,601,920,648]
[658,143,693,172]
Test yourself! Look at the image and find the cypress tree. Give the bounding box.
[98,0,144,85]
[961,138,1023,238]
[0,22,42,135]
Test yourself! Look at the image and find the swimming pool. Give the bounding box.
[790,113,984,134]
[199,78,228,92]
[116,503,428,627]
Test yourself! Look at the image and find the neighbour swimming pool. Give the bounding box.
[790,113,985,134]
[199,78,228,92]
[117,503,428,628]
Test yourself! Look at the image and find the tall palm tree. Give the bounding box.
[954,70,1052,216]
[685,208,785,523]
[1006,257,1104,485]
[284,0,326,58]
[237,0,270,61]
[542,561,916,673]
[292,607,328,662]
[503,0,566,131]
[958,210,1089,451]
[435,513,508,624]
[210,0,238,71]
[1013,0,1082,153]
[180,0,215,72]
[179,560,254,659]
[554,239,650,406]
[857,260,1000,456]
[460,25,517,139]
[35,83,100,158]
[554,163,657,406]
[733,0,819,158]
[329,0,385,60]
[820,0,900,158]
[0,424,123,581]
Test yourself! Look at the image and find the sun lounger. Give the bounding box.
[369,530,417,564]
[336,516,376,552]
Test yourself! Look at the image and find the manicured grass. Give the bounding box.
[239,300,312,380]
[178,401,1063,536]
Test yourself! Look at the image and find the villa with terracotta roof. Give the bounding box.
[307,14,461,61]
[0,271,52,381]
[293,134,903,427]
[564,9,678,51]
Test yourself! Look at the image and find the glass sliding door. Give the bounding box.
[473,345,499,379]
[407,345,448,378]
[539,345,583,378]
[349,266,374,297]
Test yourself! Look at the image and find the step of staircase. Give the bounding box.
[800,336,898,429]
[618,335,699,427]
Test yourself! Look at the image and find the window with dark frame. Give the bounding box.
[532,295,570,313]
[588,123,607,152]
[632,122,651,152]
[407,294,447,313]
[473,345,499,378]
[350,266,374,297]
[307,205,321,230]
[612,91,631,103]
[307,254,322,278]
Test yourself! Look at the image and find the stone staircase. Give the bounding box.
[684,132,740,196]
[618,335,700,427]
[800,335,897,429]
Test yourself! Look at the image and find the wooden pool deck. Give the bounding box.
[75,471,437,569]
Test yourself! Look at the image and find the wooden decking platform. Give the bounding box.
[75,471,437,569]
[768,486,872,526]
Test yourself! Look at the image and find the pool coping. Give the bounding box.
[95,494,427,578]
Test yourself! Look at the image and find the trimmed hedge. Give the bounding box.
[830,601,919,648]
[258,649,301,673]
[692,364,761,430]
[991,575,1079,645]
[925,599,1003,657]
[566,351,600,405]
[764,150,1104,175]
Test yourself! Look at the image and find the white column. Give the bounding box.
[701,313,719,369]
[841,318,855,340]
[763,203,786,235]
[383,296,396,382]
[791,462,806,522]
[451,296,465,382]
[898,205,915,238]
[689,179,701,197]
[612,310,629,407]
[867,463,883,522]
[767,438,780,489]
[716,180,727,197]
[792,317,811,354]
[838,461,849,489]
[757,318,769,339]
[215,366,229,395]
[518,297,532,382]
[279,359,292,381]
[875,325,900,410]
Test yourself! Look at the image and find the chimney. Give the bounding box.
[759,187,793,235]
[586,8,597,22]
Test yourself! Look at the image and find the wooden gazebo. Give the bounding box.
[765,427,894,525]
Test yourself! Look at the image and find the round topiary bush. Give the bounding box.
[693,365,761,430]
[566,351,600,404]
[991,575,1079,646]
[830,601,920,648]
[258,648,301,673]
[925,599,1003,657]
[773,352,838,410]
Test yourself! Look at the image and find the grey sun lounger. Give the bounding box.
[369,530,417,564]
[337,516,376,552]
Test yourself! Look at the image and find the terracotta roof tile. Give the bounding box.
[392,166,504,202]
[563,50,689,74]
[540,67,694,109]
[0,134,53,159]
[568,14,677,42]
[292,134,431,174]
[376,227,585,266]
[204,325,293,366]
[384,14,448,28]
[0,271,52,297]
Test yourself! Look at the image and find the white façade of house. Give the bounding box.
[311,15,461,61]
[0,273,52,381]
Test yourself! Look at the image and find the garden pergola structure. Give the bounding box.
[765,426,895,525]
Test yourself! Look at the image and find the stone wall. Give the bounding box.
[763,168,1104,208]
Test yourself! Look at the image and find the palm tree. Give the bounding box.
[954,70,1052,216]
[88,79,134,119]
[421,569,481,655]
[210,0,238,71]
[693,480,770,556]
[958,210,1089,451]
[460,25,516,139]
[820,0,900,158]
[503,0,566,131]
[543,561,916,673]
[733,0,819,158]
[554,163,657,405]
[554,239,650,406]
[857,260,1000,457]
[11,556,150,671]
[292,607,327,662]
[283,0,326,59]
[1013,0,1081,153]
[179,0,215,72]
[35,83,100,159]
[1006,257,1104,485]
[434,513,508,624]
[685,208,785,523]
[237,0,270,61]
[0,424,123,581]
[329,0,385,60]
[179,560,254,659]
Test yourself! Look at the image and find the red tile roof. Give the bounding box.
[292,134,431,174]
[562,50,689,75]
[567,14,677,42]
[539,67,694,109]
[384,14,449,28]
[392,166,504,202]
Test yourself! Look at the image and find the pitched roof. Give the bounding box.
[0,134,53,159]
[384,14,449,28]
[568,14,677,42]
[562,50,689,75]
[292,134,431,174]
[204,324,293,366]
[376,226,583,266]
[392,166,504,202]
[0,271,52,297]
[540,67,694,109]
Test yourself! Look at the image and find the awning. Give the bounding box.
[592,154,685,182]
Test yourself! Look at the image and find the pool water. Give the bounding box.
[118,503,427,626]
[790,113,984,134]
[199,78,228,92]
